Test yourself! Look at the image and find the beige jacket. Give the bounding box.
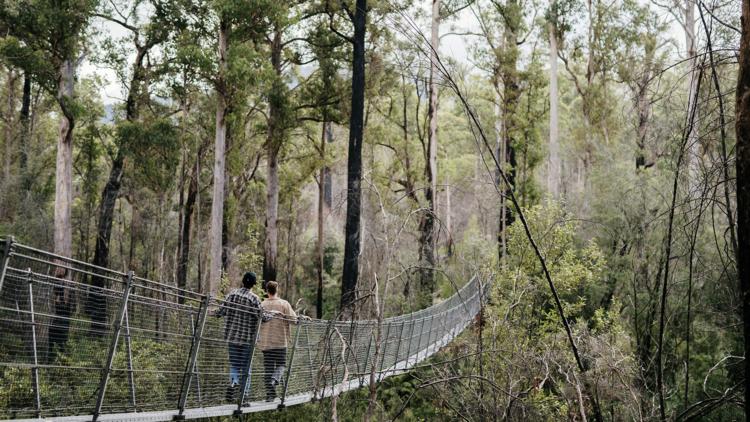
[257,297,296,350]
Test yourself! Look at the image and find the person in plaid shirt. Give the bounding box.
[214,271,275,402]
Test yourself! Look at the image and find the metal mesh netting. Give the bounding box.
[0,238,484,422]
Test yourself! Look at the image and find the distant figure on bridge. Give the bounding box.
[214,271,274,403]
[257,281,304,402]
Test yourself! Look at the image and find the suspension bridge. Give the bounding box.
[0,237,485,421]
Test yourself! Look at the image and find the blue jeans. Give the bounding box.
[228,343,253,395]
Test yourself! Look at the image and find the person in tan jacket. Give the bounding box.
[257,281,296,402]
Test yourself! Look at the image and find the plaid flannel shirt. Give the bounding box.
[214,288,272,344]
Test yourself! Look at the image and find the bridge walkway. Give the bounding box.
[0,237,484,421]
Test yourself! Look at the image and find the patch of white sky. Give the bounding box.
[81,0,690,106]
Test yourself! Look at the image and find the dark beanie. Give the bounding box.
[242,271,257,288]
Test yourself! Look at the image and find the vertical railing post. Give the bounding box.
[343,321,355,381]
[425,316,435,357]
[174,293,210,420]
[26,269,41,417]
[406,319,417,365]
[188,314,203,407]
[279,318,302,409]
[92,271,134,422]
[123,309,136,411]
[236,307,263,413]
[414,318,424,364]
[304,326,317,399]
[378,322,391,376]
[0,236,14,294]
[360,329,373,388]
[393,321,405,373]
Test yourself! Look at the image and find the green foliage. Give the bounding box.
[0,0,97,108]
[117,120,180,196]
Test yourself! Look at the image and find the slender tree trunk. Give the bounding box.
[494,84,505,266]
[209,16,228,296]
[418,0,440,309]
[4,69,13,189]
[178,159,198,292]
[549,20,559,196]
[636,54,652,169]
[177,75,187,291]
[445,171,452,258]
[317,123,326,319]
[54,61,76,260]
[340,0,367,315]
[657,62,703,422]
[264,143,279,287]
[686,0,700,193]
[734,0,750,417]
[263,24,283,289]
[324,123,333,207]
[698,5,739,259]
[19,72,30,173]
[88,48,147,330]
[92,46,145,249]
[195,124,203,293]
[50,59,76,357]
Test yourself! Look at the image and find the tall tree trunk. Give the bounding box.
[549,20,559,196]
[54,60,75,260]
[50,59,76,357]
[501,0,519,256]
[418,0,439,309]
[19,72,30,173]
[209,16,228,296]
[495,84,505,266]
[177,72,187,293]
[263,24,283,289]
[324,123,333,207]
[445,171,452,258]
[88,48,147,330]
[636,48,653,169]
[178,157,199,294]
[317,122,326,319]
[222,125,230,275]
[4,69,13,190]
[340,0,367,316]
[686,0,700,192]
[734,0,750,416]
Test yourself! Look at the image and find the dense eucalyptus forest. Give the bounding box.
[0,0,749,419]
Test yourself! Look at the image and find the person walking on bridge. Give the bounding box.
[214,271,274,403]
[257,281,306,402]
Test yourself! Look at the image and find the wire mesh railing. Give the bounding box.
[0,237,485,422]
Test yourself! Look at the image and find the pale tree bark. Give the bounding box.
[54,60,76,260]
[48,60,77,358]
[209,16,228,296]
[733,0,750,415]
[263,24,283,288]
[419,0,439,308]
[548,20,560,196]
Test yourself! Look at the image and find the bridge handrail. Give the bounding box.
[0,237,486,421]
